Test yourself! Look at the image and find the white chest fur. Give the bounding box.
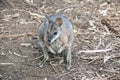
[50,38,62,53]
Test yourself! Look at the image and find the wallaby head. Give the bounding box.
[46,16,63,43]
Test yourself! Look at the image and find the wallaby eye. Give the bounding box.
[54,32,57,35]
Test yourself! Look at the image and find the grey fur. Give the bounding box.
[38,14,74,70]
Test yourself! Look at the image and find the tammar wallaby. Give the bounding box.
[38,14,74,70]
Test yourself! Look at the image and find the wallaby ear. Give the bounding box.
[55,18,63,26]
[45,15,52,23]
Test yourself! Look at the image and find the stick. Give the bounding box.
[102,69,120,74]
[13,52,28,57]
[49,62,57,73]
[0,63,14,65]
[77,48,112,54]
[56,72,71,79]
[31,55,43,63]
[0,32,36,38]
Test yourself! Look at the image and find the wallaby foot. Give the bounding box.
[66,61,72,71]
[66,44,72,71]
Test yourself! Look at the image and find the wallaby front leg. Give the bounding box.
[38,42,49,67]
[66,44,72,70]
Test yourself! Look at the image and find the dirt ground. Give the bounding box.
[0,0,120,80]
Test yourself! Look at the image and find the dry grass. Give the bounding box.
[0,0,120,80]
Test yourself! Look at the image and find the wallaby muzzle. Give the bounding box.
[48,30,61,43]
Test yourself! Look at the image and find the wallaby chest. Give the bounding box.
[50,38,62,52]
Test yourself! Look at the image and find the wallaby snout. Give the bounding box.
[47,33,52,43]
[47,30,61,43]
[38,14,74,70]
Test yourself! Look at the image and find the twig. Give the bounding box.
[0,32,36,39]
[77,47,112,54]
[56,72,71,79]
[21,43,32,47]
[34,55,43,60]
[49,57,64,66]
[87,59,97,64]
[107,74,119,79]
[13,52,28,57]
[95,71,102,79]
[95,71,108,80]
[31,55,43,63]
[101,18,119,35]
[0,63,15,66]
[49,62,58,73]
[102,69,120,74]
[109,17,120,20]
[105,42,112,49]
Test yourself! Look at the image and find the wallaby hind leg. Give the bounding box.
[66,44,72,70]
[38,41,49,67]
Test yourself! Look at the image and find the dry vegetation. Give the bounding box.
[0,0,120,80]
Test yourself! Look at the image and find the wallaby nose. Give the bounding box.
[48,39,51,42]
